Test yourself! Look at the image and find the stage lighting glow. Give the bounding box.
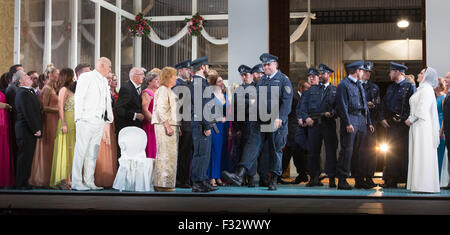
[380,144,389,152]
[397,19,409,29]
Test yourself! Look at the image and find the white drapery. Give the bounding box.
[146,14,313,47]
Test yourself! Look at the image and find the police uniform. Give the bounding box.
[173,59,193,188]
[230,65,259,186]
[298,66,338,186]
[335,60,372,190]
[380,62,416,188]
[222,53,293,191]
[189,56,218,192]
[355,62,380,188]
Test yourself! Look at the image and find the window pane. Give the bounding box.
[198,0,228,14]
[144,0,191,17]
[51,0,71,70]
[79,0,95,69]
[121,16,134,85]
[20,0,45,72]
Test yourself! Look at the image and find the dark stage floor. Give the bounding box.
[1,181,450,215]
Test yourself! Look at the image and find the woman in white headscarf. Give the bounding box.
[405,67,440,193]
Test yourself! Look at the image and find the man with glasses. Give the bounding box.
[114,67,146,158]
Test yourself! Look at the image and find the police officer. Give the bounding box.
[355,61,380,189]
[298,65,338,187]
[380,62,416,188]
[336,60,374,190]
[222,53,293,191]
[280,79,310,185]
[189,56,219,192]
[232,64,258,187]
[251,64,264,84]
[173,59,193,188]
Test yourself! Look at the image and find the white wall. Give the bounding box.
[228,0,269,85]
[426,0,450,76]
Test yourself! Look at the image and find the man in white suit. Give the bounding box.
[72,57,114,190]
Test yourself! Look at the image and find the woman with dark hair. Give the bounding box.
[29,64,60,188]
[207,74,230,187]
[49,68,76,189]
[0,73,9,93]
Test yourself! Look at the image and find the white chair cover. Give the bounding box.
[113,127,154,192]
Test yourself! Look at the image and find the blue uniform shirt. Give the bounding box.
[190,74,214,131]
[297,83,336,121]
[362,80,380,124]
[257,70,293,126]
[336,76,371,127]
[380,78,416,122]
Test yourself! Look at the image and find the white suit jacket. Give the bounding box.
[74,70,113,123]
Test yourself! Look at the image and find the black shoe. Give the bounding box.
[246,175,255,188]
[328,177,336,188]
[176,181,191,188]
[203,180,219,192]
[288,174,309,184]
[364,178,377,188]
[354,177,369,189]
[381,180,397,189]
[221,167,246,186]
[192,181,209,192]
[268,175,278,191]
[259,177,269,187]
[306,175,323,187]
[337,178,352,190]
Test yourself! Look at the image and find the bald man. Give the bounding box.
[72,57,114,190]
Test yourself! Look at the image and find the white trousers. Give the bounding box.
[72,119,105,189]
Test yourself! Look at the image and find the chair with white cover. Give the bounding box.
[113,127,154,192]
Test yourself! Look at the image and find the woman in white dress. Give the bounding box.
[405,67,440,193]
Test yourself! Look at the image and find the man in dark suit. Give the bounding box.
[114,67,145,158]
[14,70,42,189]
[441,71,450,189]
[281,79,310,185]
[173,59,193,188]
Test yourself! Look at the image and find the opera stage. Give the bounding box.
[1,181,449,215]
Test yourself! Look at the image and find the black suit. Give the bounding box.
[114,80,143,158]
[14,87,42,188]
[443,94,450,167]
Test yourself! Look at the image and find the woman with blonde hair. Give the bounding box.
[151,67,180,192]
[29,64,59,188]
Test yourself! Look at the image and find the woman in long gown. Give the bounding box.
[151,67,180,192]
[406,67,440,193]
[207,74,230,187]
[29,65,60,187]
[94,73,118,188]
[142,72,160,159]
[49,68,76,189]
[436,77,447,179]
[0,91,14,188]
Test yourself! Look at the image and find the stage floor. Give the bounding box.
[1,180,450,215]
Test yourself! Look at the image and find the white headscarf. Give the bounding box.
[420,67,439,89]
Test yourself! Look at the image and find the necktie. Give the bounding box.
[357,81,365,109]
[137,86,141,95]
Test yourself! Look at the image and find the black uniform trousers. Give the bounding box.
[307,119,338,178]
[15,125,38,187]
[176,121,193,185]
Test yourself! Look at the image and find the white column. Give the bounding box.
[307,0,311,67]
[43,0,52,71]
[116,0,122,89]
[228,0,269,85]
[70,0,78,69]
[94,2,101,63]
[133,0,142,67]
[426,0,450,76]
[191,0,198,60]
[13,0,21,64]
